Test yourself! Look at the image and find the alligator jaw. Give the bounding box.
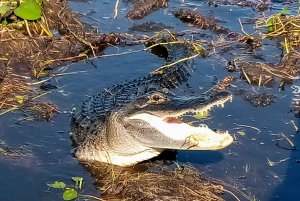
[128,92,234,151]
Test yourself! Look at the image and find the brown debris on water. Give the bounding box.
[0,0,125,78]
[0,73,60,120]
[206,0,271,11]
[255,12,300,51]
[0,0,127,118]
[213,75,235,91]
[0,74,33,109]
[174,8,230,34]
[234,89,276,107]
[237,51,300,86]
[126,0,169,20]
[0,140,31,158]
[82,161,227,201]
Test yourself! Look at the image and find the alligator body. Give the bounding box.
[70,34,233,166]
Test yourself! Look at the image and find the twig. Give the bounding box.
[151,54,199,74]
[278,132,297,150]
[24,20,32,37]
[238,18,249,36]
[113,0,120,19]
[291,120,299,134]
[267,157,290,167]
[235,124,261,134]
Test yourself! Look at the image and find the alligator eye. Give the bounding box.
[150,94,164,102]
[152,95,161,101]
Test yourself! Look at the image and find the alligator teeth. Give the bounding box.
[199,124,208,128]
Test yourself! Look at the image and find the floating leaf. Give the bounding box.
[0,6,11,15]
[47,181,66,189]
[72,177,83,189]
[193,45,206,57]
[237,131,246,136]
[281,7,290,15]
[15,95,25,104]
[194,112,209,119]
[63,188,78,200]
[0,147,7,153]
[14,0,41,20]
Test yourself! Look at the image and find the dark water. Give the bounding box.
[1,0,300,200]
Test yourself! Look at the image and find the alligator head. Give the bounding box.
[75,90,233,166]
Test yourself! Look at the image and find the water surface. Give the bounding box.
[1,0,300,200]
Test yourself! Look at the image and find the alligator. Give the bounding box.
[70,34,233,167]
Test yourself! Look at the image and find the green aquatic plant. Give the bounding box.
[47,177,84,200]
[62,189,78,201]
[266,7,291,33]
[0,5,10,15]
[14,0,41,20]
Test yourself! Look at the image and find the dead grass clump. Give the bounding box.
[0,74,60,120]
[22,102,61,121]
[120,166,225,201]
[0,140,31,158]
[174,8,230,34]
[213,75,235,91]
[0,74,33,110]
[0,0,125,78]
[236,51,300,86]
[206,0,270,11]
[83,162,228,201]
[256,12,300,52]
[126,0,169,20]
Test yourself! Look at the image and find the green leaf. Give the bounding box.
[0,147,7,153]
[14,0,41,20]
[47,181,66,189]
[2,19,8,26]
[15,95,25,104]
[237,131,246,136]
[72,177,83,189]
[193,45,206,57]
[0,6,11,15]
[281,7,290,15]
[266,17,274,32]
[63,188,78,200]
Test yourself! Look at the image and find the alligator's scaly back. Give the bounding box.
[70,33,233,166]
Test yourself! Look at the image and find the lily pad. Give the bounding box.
[63,188,78,200]
[47,181,66,189]
[14,0,41,20]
